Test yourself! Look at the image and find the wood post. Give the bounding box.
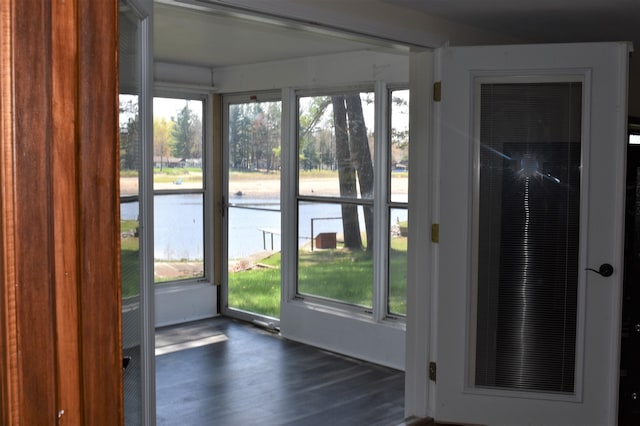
[0,0,122,424]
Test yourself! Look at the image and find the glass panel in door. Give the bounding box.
[119,2,142,424]
[473,82,582,393]
[226,100,282,320]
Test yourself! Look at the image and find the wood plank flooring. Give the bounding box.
[155,317,405,426]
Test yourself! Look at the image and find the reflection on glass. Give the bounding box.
[390,89,409,203]
[153,98,204,190]
[389,208,408,315]
[153,194,204,282]
[227,100,282,319]
[297,201,373,309]
[474,82,582,394]
[298,92,375,199]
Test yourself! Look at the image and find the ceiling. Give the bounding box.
[154,0,640,69]
[154,2,396,68]
[389,0,640,45]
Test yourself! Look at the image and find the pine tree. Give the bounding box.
[171,104,198,159]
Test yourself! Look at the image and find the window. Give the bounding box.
[388,89,409,315]
[296,90,375,309]
[120,93,142,299]
[295,88,407,316]
[153,97,207,284]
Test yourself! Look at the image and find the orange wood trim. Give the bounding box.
[0,0,20,423]
[77,0,123,424]
[13,0,58,424]
[52,0,83,423]
[2,0,122,424]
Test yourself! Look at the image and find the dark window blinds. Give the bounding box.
[474,82,582,393]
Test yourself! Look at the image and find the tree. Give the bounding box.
[154,117,174,170]
[190,115,203,159]
[300,133,321,170]
[171,103,200,160]
[265,101,282,171]
[228,103,253,170]
[391,94,409,150]
[390,93,409,165]
[119,97,140,171]
[332,95,362,249]
[345,94,374,251]
[298,94,374,250]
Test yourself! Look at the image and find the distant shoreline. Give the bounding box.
[120,173,408,198]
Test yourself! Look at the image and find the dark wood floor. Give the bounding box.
[155,317,405,426]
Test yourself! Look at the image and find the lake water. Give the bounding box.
[121,194,408,260]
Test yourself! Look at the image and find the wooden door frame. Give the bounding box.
[1,0,122,424]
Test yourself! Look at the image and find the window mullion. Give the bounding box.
[372,80,389,321]
[281,87,298,303]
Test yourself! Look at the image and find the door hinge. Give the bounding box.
[429,361,437,382]
[431,223,439,243]
[433,81,442,102]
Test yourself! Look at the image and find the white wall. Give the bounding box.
[155,283,217,327]
[281,303,406,369]
[213,50,409,93]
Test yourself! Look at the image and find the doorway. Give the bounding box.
[620,118,640,425]
[222,93,283,327]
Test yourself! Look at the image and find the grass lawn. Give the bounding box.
[228,253,281,318]
[228,236,407,317]
[297,248,374,308]
[153,167,203,184]
[121,220,140,298]
[121,214,408,316]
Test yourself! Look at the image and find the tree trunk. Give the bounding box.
[346,94,374,251]
[332,95,362,249]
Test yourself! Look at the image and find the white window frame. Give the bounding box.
[152,93,213,286]
[152,89,217,327]
[221,90,283,326]
[287,83,406,323]
[385,84,410,319]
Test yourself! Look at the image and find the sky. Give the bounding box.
[154,97,203,121]
[119,94,203,127]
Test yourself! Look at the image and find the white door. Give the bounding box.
[435,42,630,426]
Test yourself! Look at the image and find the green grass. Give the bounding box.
[153,167,203,184]
[298,248,374,308]
[121,220,140,298]
[153,167,202,175]
[121,215,408,315]
[120,169,138,178]
[388,237,408,315]
[228,236,408,317]
[228,253,281,317]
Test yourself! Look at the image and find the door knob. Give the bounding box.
[586,263,614,277]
